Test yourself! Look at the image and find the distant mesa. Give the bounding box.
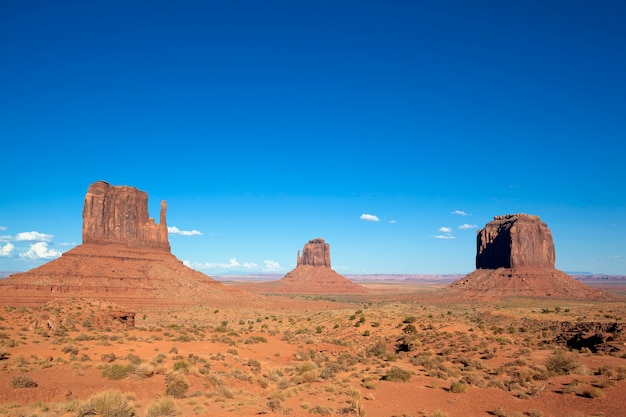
[241,238,367,294]
[0,181,247,308]
[297,238,331,267]
[449,214,604,299]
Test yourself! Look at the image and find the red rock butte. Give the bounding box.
[241,238,367,294]
[448,214,604,299]
[0,181,248,308]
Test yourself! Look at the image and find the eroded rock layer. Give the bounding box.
[0,181,251,307]
[449,214,604,299]
[241,238,367,294]
[476,214,554,269]
[83,181,170,251]
[297,238,331,267]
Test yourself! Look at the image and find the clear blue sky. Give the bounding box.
[1,1,625,275]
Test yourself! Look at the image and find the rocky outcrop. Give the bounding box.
[476,214,554,269]
[297,238,331,267]
[448,214,605,299]
[0,181,252,308]
[239,238,367,294]
[82,181,169,251]
[556,322,623,353]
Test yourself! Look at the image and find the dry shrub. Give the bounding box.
[545,351,584,376]
[133,362,155,378]
[145,396,178,417]
[584,387,605,398]
[449,381,467,393]
[77,389,133,417]
[102,363,134,380]
[165,373,189,398]
[381,366,412,382]
[11,374,38,388]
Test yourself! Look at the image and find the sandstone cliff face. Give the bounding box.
[448,213,604,299]
[0,181,253,308]
[476,214,555,269]
[82,181,170,251]
[297,238,331,267]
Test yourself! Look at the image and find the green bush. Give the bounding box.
[77,390,133,417]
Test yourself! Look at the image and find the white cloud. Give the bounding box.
[389,220,397,224]
[451,210,470,216]
[0,226,7,231]
[360,214,380,222]
[15,231,54,242]
[0,243,14,257]
[438,226,452,233]
[433,235,456,240]
[263,260,281,271]
[184,258,283,273]
[19,242,61,260]
[458,224,478,230]
[168,226,203,236]
[0,235,11,243]
[58,242,77,247]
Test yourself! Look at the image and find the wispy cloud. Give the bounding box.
[19,242,61,260]
[15,231,54,242]
[58,242,77,247]
[0,226,7,231]
[263,260,281,271]
[451,210,470,216]
[168,226,203,236]
[360,214,380,222]
[0,236,11,243]
[389,220,397,224]
[458,224,478,230]
[185,257,283,273]
[0,243,14,257]
[434,226,455,239]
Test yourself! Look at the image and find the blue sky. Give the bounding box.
[1,1,625,275]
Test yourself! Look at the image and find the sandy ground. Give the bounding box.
[1,283,625,417]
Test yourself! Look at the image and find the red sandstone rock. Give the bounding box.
[82,181,170,251]
[449,214,604,299]
[297,238,331,267]
[240,238,367,294]
[476,214,554,269]
[0,181,252,308]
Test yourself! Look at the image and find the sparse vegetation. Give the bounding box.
[77,390,134,417]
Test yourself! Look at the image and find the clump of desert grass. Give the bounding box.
[77,389,134,417]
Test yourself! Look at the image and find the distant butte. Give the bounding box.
[448,214,604,299]
[0,181,249,308]
[241,238,367,294]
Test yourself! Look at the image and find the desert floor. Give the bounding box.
[1,282,625,417]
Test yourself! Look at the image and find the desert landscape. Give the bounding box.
[0,182,625,417]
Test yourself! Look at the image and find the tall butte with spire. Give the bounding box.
[448,214,604,298]
[242,238,367,294]
[0,181,246,307]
